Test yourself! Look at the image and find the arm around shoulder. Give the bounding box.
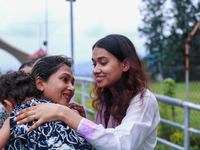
[58,104,83,131]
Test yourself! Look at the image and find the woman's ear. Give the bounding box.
[35,76,44,92]
[123,58,130,72]
[4,99,15,114]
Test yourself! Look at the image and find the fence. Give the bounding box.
[74,76,200,150]
[73,76,96,115]
[155,94,200,149]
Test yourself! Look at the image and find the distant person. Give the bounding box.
[15,34,160,150]
[18,60,35,73]
[0,60,36,129]
[0,56,92,149]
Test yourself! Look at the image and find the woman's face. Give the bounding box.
[40,64,75,106]
[20,66,32,73]
[92,47,124,94]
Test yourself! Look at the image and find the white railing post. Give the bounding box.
[81,81,87,115]
[184,107,190,150]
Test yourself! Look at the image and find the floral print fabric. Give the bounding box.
[4,99,92,150]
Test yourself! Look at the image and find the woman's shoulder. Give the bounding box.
[130,89,158,108]
[143,89,157,102]
[14,99,55,111]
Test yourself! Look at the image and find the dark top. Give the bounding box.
[4,99,92,150]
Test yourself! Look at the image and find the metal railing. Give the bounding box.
[155,94,200,150]
[73,76,96,115]
[74,76,200,150]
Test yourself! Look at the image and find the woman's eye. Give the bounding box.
[62,77,68,82]
[101,62,107,65]
[92,63,96,67]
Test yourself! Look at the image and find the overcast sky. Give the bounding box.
[0,0,146,72]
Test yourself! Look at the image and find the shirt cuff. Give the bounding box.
[77,118,97,142]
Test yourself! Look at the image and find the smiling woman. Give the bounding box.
[0,55,92,150]
[92,47,125,92]
[34,63,75,106]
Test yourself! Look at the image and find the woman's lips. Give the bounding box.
[96,76,104,82]
[63,93,71,102]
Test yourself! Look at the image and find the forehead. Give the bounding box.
[20,66,32,73]
[92,47,113,59]
[53,64,73,77]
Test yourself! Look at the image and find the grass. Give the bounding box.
[149,82,186,100]
[150,82,200,103]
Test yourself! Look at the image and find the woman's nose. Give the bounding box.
[93,65,101,74]
[68,83,75,93]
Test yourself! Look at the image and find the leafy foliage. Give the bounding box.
[139,0,200,81]
[163,78,176,97]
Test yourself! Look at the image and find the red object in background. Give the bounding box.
[27,48,46,60]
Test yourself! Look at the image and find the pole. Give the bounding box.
[45,0,48,55]
[70,0,74,62]
[66,0,75,71]
[185,19,200,102]
[184,18,200,150]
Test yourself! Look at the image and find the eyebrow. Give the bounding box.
[63,73,71,77]
[92,56,108,61]
[63,73,75,82]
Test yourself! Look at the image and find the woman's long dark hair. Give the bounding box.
[91,34,148,124]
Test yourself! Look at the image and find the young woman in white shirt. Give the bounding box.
[15,34,160,150]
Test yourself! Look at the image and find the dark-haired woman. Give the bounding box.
[15,34,160,150]
[0,56,92,150]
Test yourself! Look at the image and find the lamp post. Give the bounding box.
[184,12,200,150]
[66,0,75,65]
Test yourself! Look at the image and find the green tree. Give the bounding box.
[139,0,200,82]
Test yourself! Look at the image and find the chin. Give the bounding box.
[97,83,105,88]
[97,85,104,89]
[57,102,69,107]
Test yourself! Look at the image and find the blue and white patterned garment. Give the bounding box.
[0,103,9,128]
[4,99,92,150]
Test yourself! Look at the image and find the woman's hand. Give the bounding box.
[14,102,64,132]
[68,103,86,118]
